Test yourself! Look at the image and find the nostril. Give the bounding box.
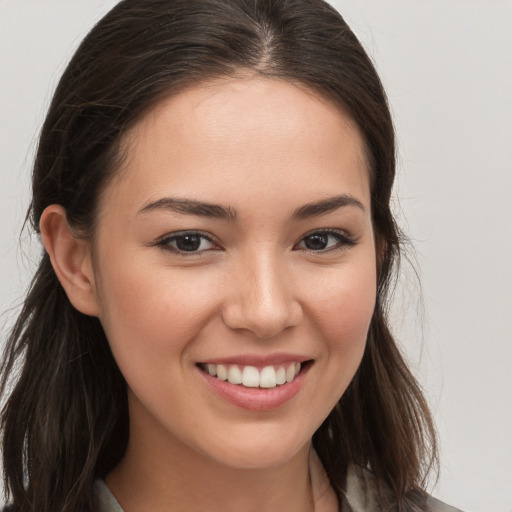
[221,298,303,339]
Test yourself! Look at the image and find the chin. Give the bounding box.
[205,431,310,470]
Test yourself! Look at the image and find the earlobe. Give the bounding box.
[39,205,100,317]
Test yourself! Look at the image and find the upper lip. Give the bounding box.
[199,353,312,366]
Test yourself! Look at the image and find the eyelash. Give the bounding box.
[154,231,218,255]
[154,229,356,255]
[294,229,356,253]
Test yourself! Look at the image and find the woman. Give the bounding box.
[0,1,462,511]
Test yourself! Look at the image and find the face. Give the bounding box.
[90,77,377,470]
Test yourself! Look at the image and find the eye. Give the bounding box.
[155,231,218,254]
[295,230,356,252]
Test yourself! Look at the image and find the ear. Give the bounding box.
[40,205,100,317]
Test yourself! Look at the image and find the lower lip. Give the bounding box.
[197,363,311,412]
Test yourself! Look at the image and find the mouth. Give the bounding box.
[197,360,313,389]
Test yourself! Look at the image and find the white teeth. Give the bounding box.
[286,363,296,383]
[242,366,260,387]
[260,366,277,388]
[276,366,286,385]
[227,365,242,385]
[216,364,228,381]
[204,361,304,388]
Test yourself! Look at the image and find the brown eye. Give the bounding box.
[303,234,329,250]
[295,230,356,252]
[174,234,202,252]
[156,232,217,254]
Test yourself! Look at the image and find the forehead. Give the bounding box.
[104,77,370,213]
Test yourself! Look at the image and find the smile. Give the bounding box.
[197,356,313,411]
[199,362,302,388]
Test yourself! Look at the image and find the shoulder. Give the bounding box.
[427,494,465,512]
[345,465,464,512]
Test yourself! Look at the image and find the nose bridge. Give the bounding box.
[222,247,302,338]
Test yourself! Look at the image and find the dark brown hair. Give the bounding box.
[1,1,437,511]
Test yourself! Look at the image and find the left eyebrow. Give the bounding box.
[292,194,366,220]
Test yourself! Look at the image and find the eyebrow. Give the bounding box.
[292,194,366,219]
[137,194,365,221]
[137,197,237,220]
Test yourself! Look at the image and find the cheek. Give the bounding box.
[311,264,376,344]
[95,259,223,365]
[293,260,377,425]
[306,260,377,392]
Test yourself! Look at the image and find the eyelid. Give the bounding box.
[153,230,221,254]
[294,228,357,252]
[151,228,356,255]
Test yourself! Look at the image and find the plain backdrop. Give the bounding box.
[1,1,511,511]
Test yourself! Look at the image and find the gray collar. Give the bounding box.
[93,479,124,512]
[93,468,462,512]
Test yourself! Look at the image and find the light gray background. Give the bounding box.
[1,1,511,511]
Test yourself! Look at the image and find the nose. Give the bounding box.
[221,253,303,339]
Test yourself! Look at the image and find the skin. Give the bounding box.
[41,77,377,512]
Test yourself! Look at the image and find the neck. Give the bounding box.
[106,393,338,512]
[105,401,341,512]
[107,438,314,512]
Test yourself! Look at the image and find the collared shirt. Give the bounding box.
[92,460,463,512]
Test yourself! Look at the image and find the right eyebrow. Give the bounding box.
[137,197,237,220]
[292,194,366,220]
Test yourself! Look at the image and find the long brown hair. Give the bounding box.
[1,1,437,510]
